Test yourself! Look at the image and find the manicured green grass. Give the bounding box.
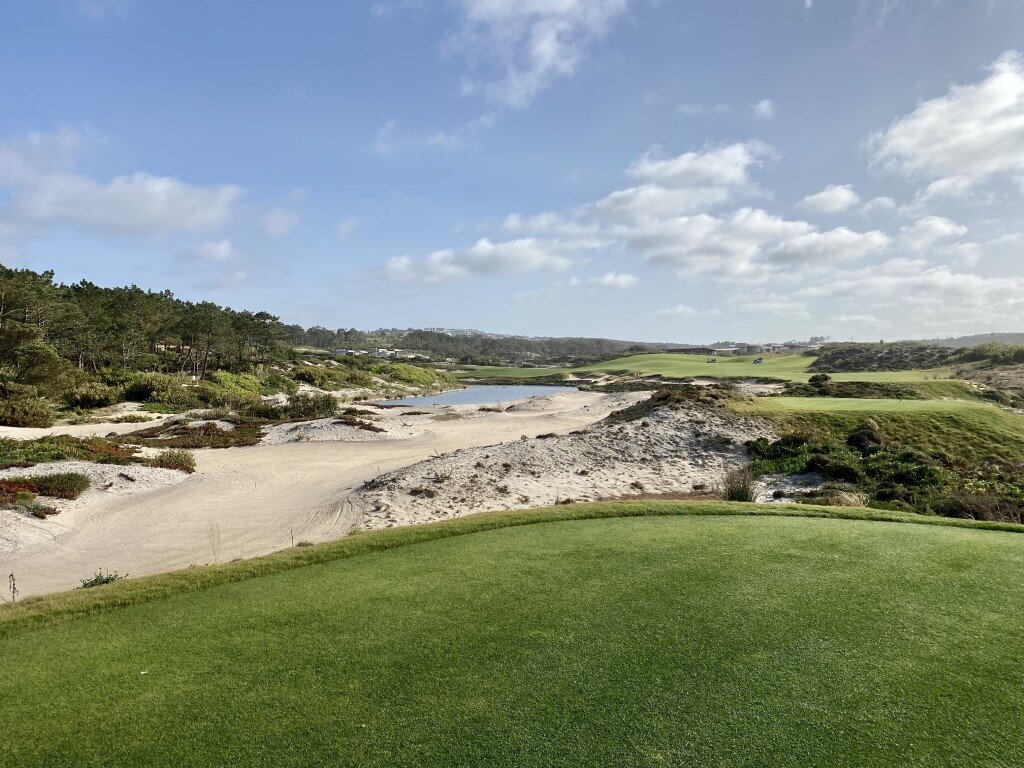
[2,502,1023,767]
[460,354,951,384]
[742,396,1024,464]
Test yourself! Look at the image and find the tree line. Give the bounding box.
[0,266,292,395]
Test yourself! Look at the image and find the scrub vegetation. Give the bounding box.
[0,266,459,428]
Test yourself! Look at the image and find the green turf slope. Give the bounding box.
[460,353,951,383]
[1,504,1023,767]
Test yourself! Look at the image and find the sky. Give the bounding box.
[1,1,1024,343]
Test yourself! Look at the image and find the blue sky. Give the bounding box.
[2,1,1024,342]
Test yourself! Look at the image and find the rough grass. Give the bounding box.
[1,502,1023,767]
[460,354,950,384]
[740,397,1024,465]
[0,472,90,499]
[146,449,196,473]
[0,436,138,470]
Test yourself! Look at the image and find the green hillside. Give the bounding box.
[2,503,1022,767]
[460,353,951,383]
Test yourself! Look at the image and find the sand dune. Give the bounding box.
[0,391,636,597]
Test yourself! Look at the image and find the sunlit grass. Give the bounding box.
[2,503,1022,767]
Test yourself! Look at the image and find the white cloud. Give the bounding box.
[860,196,897,216]
[447,0,637,108]
[768,227,891,265]
[656,303,719,317]
[385,237,580,284]
[0,128,242,236]
[12,172,241,235]
[191,239,236,262]
[586,141,774,222]
[263,207,299,237]
[752,99,776,119]
[737,298,810,319]
[336,216,360,239]
[871,51,1024,197]
[834,313,882,325]
[371,120,399,157]
[627,141,771,189]
[898,215,967,252]
[798,184,860,213]
[796,260,1024,335]
[628,208,889,281]
[587,271,637,289]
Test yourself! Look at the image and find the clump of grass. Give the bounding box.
[148,450,196,473]
[0,436,139,470]
[0,472,91,500]
[120,422,264,449]
[78,570,126,589]
[0,490,60,518]
[432,412,465,422]
[110,414,153,424]
[333,416,386,433]
[342,407,376,417]
[719,467,756,502]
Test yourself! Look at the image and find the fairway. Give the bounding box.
[460,353,951,383]
[3,506,1023,767]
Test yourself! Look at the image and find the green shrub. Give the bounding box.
[64,382,120,409]
[719,467,756,502]
[78,570,126,589]
[281,393,337,420]
[149,449,196,473]
[122,373,200,409]
[293,365,341,390]
[0,385,56,427]
[931,494,1023,524]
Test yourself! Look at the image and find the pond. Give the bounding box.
[379,385,578,407]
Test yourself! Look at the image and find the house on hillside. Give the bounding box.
[666,346,719,356]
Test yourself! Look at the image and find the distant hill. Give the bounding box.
[918,333,1024,348]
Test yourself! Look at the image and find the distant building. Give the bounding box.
[666,346,719,356]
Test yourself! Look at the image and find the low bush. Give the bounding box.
[149,450,196,473]
[0,472,91,499]
[0,385,56,428]
[608,384,739,423]
[0,436,137,470]
[282,393,337,420]
[781,379,923,400]
[931,494,1023,524]
[64,381,121,409]
[78,570,126,589]
[719,467,756,502]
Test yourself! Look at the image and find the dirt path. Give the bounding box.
[1,392,628,597]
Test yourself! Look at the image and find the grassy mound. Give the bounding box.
[461,353,951,384]
[1,503,1022,767]
[743,397,1024,465]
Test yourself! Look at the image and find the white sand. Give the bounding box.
[0,390,638,597]
[351,401,777,529]
[0,462,190,560]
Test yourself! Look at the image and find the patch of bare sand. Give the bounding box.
[350,402,777,530]
[0,462,190,560]
[0,390,638,597]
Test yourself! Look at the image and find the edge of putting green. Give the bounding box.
[2,500,1021,640]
